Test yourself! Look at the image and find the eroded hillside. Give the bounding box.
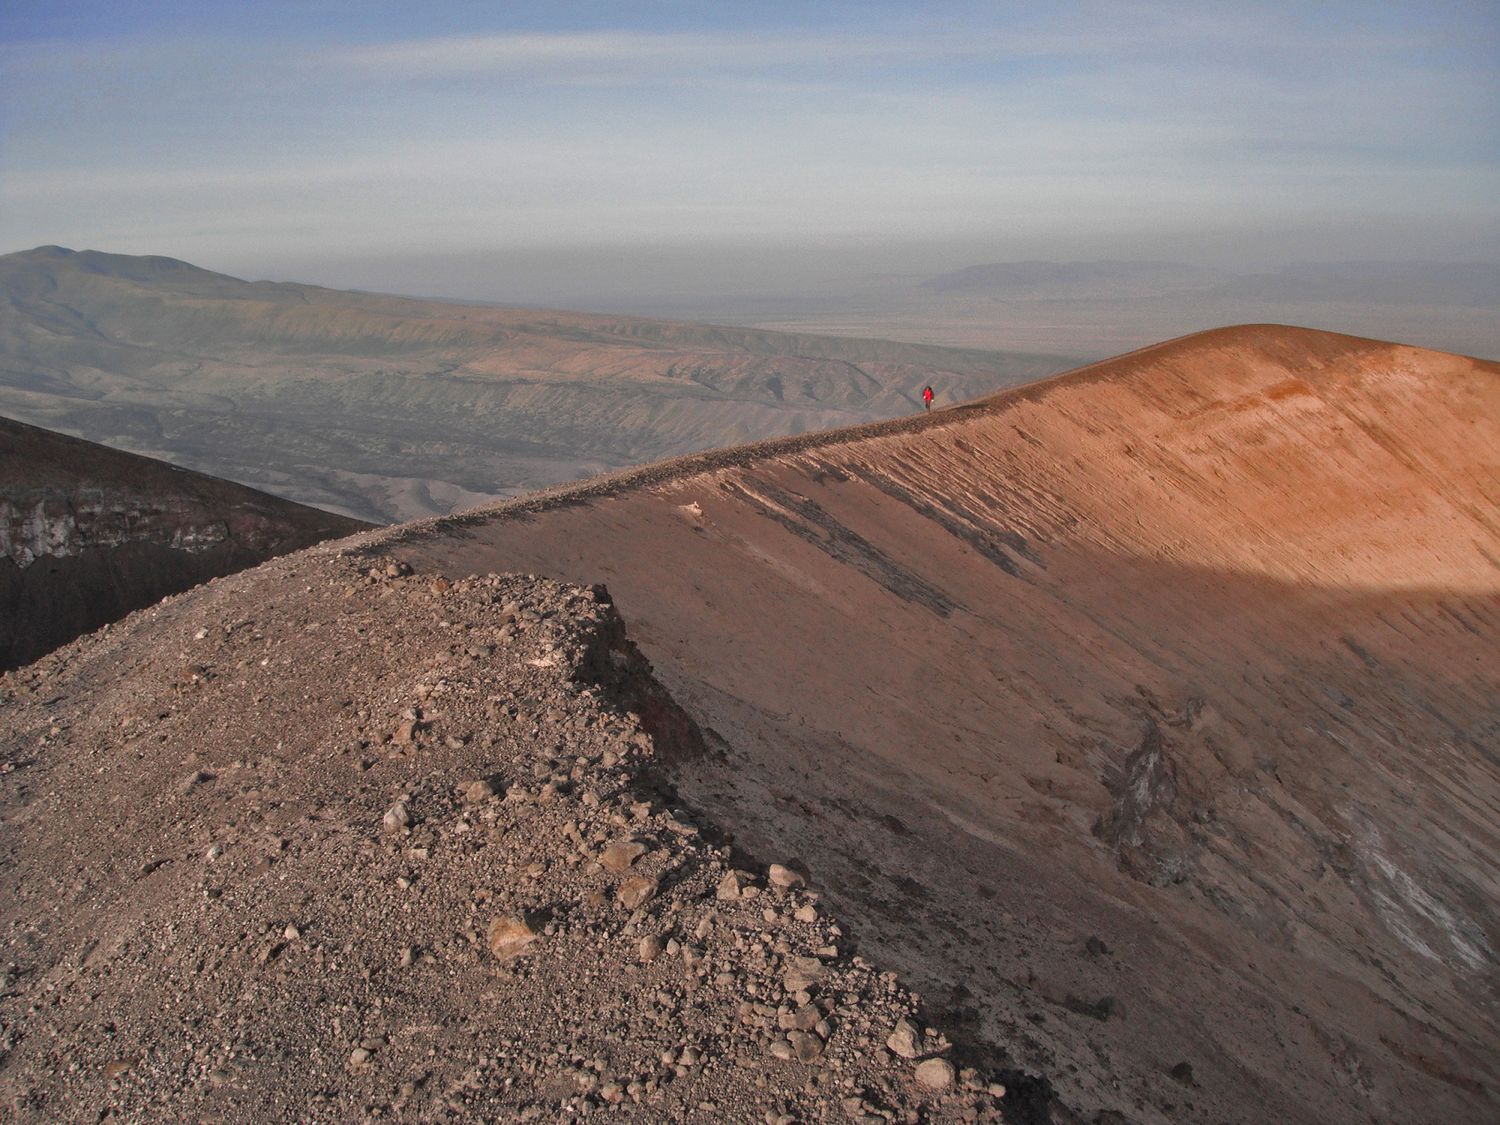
[384,325,1500,1124]
[0,246,1070,522]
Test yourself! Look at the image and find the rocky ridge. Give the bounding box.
[378,324,1500,1124]
[0,544,1030,1122]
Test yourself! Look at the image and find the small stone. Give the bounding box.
[639,935,664,962]
[768,864,805,890]
[463,778,497,804]
[394,719,418,744]
[600,840,649,874]
[716,872,744,901]
[794,904,818,924]
[788,1030,824,1063]
[915,1057,955,1090]
[487,915,538,961]
[349,1047,372,1066]
[283,924,300,941]
[617,876,659,911]
[790,1005,821,1032]
[769,1040,794,1061]
[782,955,824,994]
[382,802,410,834]
[887,1019,922,1060]
[987,1081,1008,1098]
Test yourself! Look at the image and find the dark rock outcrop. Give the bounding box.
[0,415,369,669]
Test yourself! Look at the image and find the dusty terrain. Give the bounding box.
[0,415,367,670]
[385,325,1500,1123]
[0,551,1022,1123]
[0,246,1070,523]
[1,323,1495,1124]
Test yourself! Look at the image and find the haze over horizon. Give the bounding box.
[2,1,1496,313]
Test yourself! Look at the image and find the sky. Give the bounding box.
[1,1,1497,305]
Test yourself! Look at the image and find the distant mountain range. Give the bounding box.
[669,258,1500,360]
[0,246,1073,524]
[920,259,1233,298]
[919,258,1500,307]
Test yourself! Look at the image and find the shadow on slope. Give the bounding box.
[382,323,1500,1124]
[394,537,1500,1125]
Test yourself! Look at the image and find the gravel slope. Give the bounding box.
[0,547,1031,1123]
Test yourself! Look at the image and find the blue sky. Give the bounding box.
[1,2,1496,302]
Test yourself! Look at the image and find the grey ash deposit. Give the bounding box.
[0,546,1013,1122]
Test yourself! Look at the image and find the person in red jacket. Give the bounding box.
[922,385,934,412]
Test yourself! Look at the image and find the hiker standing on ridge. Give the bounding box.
[922,385,934,412]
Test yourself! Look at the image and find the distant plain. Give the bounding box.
[600,259,1500,360]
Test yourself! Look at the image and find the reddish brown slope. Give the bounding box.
[0,416,369,669]
[388,325,1500,1123]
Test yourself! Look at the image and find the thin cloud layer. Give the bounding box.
[0,2,1495,293]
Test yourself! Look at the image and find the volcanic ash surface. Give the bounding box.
[0,547,1012,1123]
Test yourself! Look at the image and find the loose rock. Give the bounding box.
[462,778,498,804]
[617,875,659,910]
[788,1030,824,1063]
[716,871,744,901]
[887,1019,922,1060]
[915,1057,955,1090]
[487,915,538,961]
[768,864,805,890]
[600,840,649,874]
[382,802,411,834]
